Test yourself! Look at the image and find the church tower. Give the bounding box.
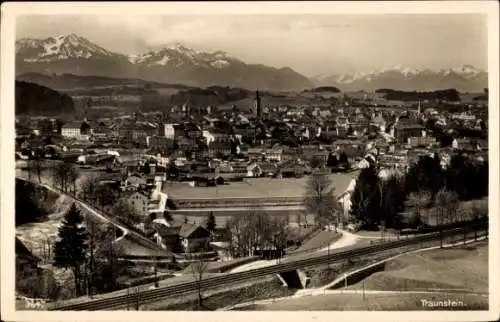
[254,90,262,117]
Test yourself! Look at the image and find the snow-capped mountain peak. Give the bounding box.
[312,65,487,92]
[130,42,235,68]
[16,34,119,62]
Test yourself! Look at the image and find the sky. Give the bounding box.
[16,14,488,77]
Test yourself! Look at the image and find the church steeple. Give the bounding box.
[254,90,261,117]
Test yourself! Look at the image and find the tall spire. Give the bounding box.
[255,90,261,117]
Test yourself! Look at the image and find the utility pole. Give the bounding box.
[154,257,159,288]
[362,280,365,301]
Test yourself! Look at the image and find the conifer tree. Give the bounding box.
[349,166,381,229]
[53,203,88,296]
[206,211,216,233]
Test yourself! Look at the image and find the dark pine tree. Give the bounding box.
[349,166,382,230]
[380,175,406,229]
[405,155,444,197]
[206,211,216,233]
[326,153,339,168]
[339,152,349,170]
[53,203,88,297]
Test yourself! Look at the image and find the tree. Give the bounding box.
[380,175,406,229]
[304,172,338,228]
[111,198,141,227]
[338,152,349,170]
[435,188,456,247]
[95,184,116,211]
[87,224,126,294]
[33,158,44,184]
[54,162,78,194]
[26,158,44,184]
[226,209,276,258]
[16,180,48,226]
[190,255,209,308]
[405,155,444,197]
[349,166,382,229]
[327,153,339,168]
[310,156,325,169]
[404,191,431,228]
[163,211,173,222]
[78,174,100,205]
[445,155,488,200]
[53,203,88,296]
[205,211,216,233]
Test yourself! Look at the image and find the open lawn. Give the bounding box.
[345,241,488,293]
[290,230,342,254]
[236,242,488,311]
[165,173,356,200]
[237,292,488,310]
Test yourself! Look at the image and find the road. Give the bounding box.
[51,227,483,310]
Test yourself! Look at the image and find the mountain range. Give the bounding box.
[312,65,488,92]
[16,34,487,92]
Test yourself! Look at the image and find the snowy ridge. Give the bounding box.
[330,65,486,84]
[16,34,121,62]
[17,34,238,69]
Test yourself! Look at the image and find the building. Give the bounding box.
[61,120,92,139]
[264,147,283,162]
[452,138,478,151]
[393,123,425,143]
[147,136,175,153]
[33,118,60,136]
[162,123,177,139]
[208,141,232,158]
[154,223,211,253]
[118,122,157,145]
[333,140,366,159]
[407,136,437,148]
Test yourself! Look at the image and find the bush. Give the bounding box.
[16,267,61,300]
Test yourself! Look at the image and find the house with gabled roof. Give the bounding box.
[154,223,211,253]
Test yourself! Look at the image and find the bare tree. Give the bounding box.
[435,188,457,247]
[111,198,142,228]
[190,254,209,309]
[78,174,100,206]
[405,191,431,227]
[304,172,337,229]
[226,209,275,258]
[54,162,78,194]
[33,158,44,184]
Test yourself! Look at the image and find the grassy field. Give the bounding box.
[165,173,356,200]
[236,241,488,311]
[237,292,488,310]
[290,230,342,254]
[345,241,488,293]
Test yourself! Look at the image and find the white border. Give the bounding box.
[1,2,499,322]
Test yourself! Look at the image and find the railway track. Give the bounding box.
[52,227,485,311]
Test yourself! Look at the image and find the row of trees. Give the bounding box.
[405,153,488,200]
[225,210,288,258]
[349,152,488,230]
[53,203,126,297]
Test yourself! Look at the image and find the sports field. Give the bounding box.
[164,173,357,200]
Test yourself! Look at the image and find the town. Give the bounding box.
[15,84,489,310]
[9,10,491,314]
